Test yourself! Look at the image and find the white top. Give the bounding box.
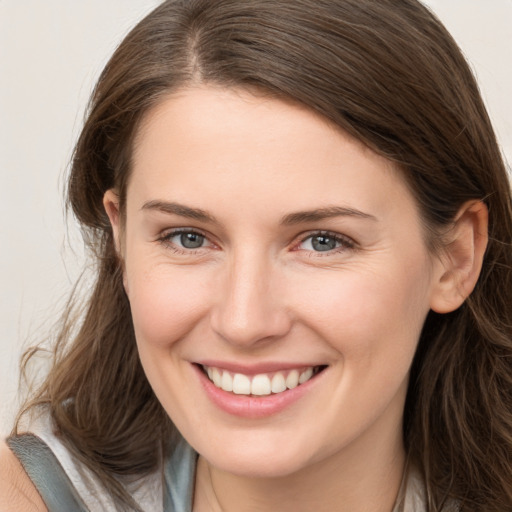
[27,412,164,511]
[15,411,458,512]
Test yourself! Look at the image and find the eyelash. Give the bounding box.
[295,231,356,255]
[157,229,356,255]
[158,228,212,254]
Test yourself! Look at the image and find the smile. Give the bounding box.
[202,365,324,396]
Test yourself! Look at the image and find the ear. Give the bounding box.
[103,189,122,254]
[430,200,488,314]
[103,189,130,294]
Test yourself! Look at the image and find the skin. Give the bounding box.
[103,86,487,512]
[0,440,47,511]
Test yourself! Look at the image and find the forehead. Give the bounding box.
[133,86,346,164]
[128,86,419,228]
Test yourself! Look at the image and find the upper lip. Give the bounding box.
[195,360,326,376]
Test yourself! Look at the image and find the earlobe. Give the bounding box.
[430,200,488,314]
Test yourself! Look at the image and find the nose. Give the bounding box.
[210,250,292,348]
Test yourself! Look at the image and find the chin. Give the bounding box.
[211,454,309,479]
[195,432,321,478]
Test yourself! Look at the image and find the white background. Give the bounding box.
[1,1,511,435]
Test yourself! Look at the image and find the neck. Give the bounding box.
[193,423,406,512]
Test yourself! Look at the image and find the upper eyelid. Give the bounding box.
[159,227,208,239]
[296,230,355,245]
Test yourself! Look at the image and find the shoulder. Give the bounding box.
[0,439,48,511]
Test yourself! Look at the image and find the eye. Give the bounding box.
[176,232,206,249]
[297,232,354,253]
[159,229,211,251]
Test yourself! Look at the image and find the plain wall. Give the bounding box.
[1,1,511,435]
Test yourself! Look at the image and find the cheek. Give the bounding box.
[125,260,212,349]
[289,261,432,363]
[290,263,431,434]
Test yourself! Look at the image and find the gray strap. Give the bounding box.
[163,439,197,512]
[7,434,89,512]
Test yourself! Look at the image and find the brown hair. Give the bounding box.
[16,1,512,510]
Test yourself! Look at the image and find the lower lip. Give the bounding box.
[193,365,324,419]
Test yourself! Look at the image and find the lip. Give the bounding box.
[193,362,326,419]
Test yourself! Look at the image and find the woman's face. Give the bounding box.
[108,86,446,477]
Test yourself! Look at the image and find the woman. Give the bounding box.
[2,0,511,510]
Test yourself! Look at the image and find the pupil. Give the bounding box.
[312,235,336,251]
[180,233,204,249]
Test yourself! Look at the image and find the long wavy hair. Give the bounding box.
[15,1,512,510]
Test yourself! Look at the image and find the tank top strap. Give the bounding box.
[163,437,198,512]
[7,434,89,511]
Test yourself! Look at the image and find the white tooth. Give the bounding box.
[286,370,299,389]
[271,373,287,393]
[299,367,313,384]
[221,371,233,392]
[207,367,213,380]
[212,368,222,387]
[251,374,271,396]
[232,373,251,395]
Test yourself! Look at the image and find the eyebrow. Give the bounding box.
[281,206,377,225]
[141,200,217,223]
[141,200,377,225]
